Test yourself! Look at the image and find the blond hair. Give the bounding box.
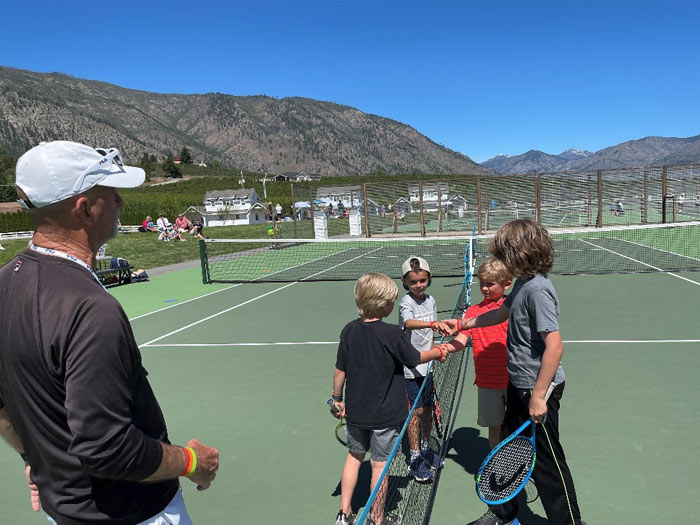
[477,258,512,283]
[489,219,554,278]
[354,273,398,318]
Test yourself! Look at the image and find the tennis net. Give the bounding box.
[355,243,475,525]
[199,221,700,283]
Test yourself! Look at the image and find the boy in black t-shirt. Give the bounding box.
[330,273,448,525]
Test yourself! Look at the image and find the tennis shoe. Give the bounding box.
[421,447,444,470]
[466,509,516,525]
[367,511,404,524]
[408,455,434,482]
[335,508,355,525]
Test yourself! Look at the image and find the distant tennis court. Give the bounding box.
[1,238,699,523]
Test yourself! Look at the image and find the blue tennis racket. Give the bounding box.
[475,419,536,505]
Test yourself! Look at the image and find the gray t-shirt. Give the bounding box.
[399,293,437,378]
[504,274,566,389]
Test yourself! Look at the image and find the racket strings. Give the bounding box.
[478,437,534,501]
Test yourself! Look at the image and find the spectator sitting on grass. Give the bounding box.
[141,216,159,233]
[191,219,205,240]
[175,213,192,233]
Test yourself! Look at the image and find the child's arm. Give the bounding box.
[331,368,346,418]
[432,329,470,355]
[456,303,509,333]
[529,330,563,422]
[418,346,448,364]
[403,319,452,336]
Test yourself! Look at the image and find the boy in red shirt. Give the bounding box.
[438,258,511,449]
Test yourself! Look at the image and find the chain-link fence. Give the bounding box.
[284,163,700,239]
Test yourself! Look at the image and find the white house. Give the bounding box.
[408,183,451,211]
[201,189,268,226]
[316,185,363,210]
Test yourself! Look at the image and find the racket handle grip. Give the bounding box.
[326,398,342,415]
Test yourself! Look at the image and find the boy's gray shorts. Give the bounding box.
[347,423,401,462]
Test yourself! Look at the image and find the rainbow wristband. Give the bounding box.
[181,447,197,477]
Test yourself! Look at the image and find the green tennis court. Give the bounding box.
[1,260,699,523]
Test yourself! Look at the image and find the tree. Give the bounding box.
[163,154,182,179]
[179,147,193,164]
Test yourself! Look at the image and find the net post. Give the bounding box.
[199,239,209,284]
[362,183,371,237]
[291,184,298,238]
[596,170,603,227]
[419,181,426,237]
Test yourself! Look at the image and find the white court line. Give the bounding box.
[128,283,242,321]
[131,245,368,322]
[142,339,700,347]
[579,239,700,286]
[139,246,385,348]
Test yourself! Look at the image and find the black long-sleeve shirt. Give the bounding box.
[0,250,177,524]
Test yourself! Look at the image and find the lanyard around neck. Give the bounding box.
[29,242,106,290]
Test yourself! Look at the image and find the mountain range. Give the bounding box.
[0,67,489,177]
[482,135,700,174]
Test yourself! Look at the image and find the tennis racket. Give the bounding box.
[327,398,348,447]
[475,419,536,505]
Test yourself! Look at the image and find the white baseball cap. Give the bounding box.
[15,141,145,208]
[401,256,431,277]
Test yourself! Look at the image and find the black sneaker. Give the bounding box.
[465,509,516,525]
[335,508,355,525]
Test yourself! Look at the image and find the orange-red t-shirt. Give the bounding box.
[462,296,509,389]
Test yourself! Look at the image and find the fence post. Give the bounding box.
[535,172,541,224]
[419,181,425,237]
[642,171,648,224]
[363,183,371,237]
[291,184,298,238]
[596,170,603,227]
[662,165,668,223]
[477,176,483,234]
[310,186,316,238]
[437,184,443,233]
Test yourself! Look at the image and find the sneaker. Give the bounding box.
[421,447,444,470]
[407,455,434,482]
[466,509,516,525]
[367,512,403,525]
[335,509,355,525]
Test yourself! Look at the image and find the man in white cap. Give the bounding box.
[0,141,218,524]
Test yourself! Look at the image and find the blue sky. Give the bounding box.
[2,0,699,163]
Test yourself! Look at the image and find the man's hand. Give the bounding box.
[186,439,219,491]
[25,465,40,512]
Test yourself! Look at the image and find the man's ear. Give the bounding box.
[72,195,95,227]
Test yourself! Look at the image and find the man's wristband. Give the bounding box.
[331,393,343,402]
[181,447,197,477]
[430,321,436,331]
